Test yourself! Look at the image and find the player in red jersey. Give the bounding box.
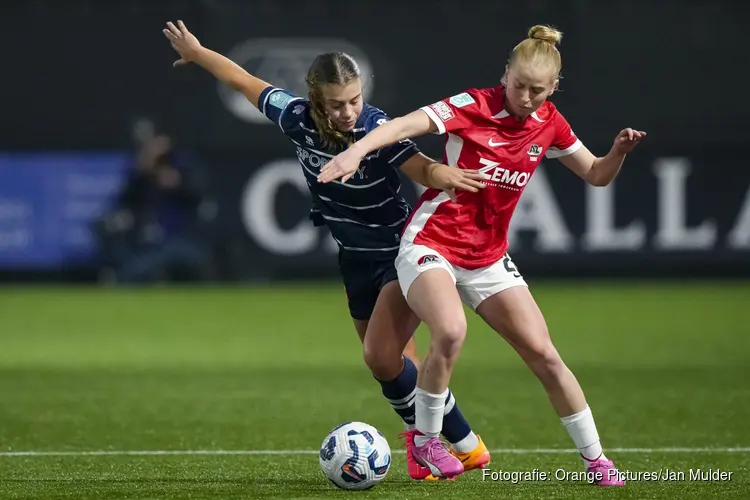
[318,25,645,485]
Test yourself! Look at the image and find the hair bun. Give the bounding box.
[528,25,562,45]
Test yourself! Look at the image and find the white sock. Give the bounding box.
[414,387,448,447]
[560,405,606,466]
[451,432,479,453]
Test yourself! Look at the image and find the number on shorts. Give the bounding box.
[503,254,522,278]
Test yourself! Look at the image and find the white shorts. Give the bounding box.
[394,241,528,311]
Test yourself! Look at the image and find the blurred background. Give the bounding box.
[1,0,748,284]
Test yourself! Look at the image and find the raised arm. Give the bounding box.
[318,110,437,184]
[163,20,269,108]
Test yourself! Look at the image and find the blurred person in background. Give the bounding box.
[94,131,217,284]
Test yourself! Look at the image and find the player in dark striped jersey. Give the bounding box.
[163,20,491,480]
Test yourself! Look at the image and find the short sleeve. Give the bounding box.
[365,111,420,169]
[258,86,306,133]
[545,111,583,158]
[419,91,478,135]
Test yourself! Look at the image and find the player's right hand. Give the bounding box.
[162,20,202,67]
[430,164,485,202]
[318,149,363,184]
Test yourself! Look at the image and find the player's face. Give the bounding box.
[320,79,364,132]
[504,62,558,118]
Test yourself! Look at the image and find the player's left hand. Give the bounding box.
[318,149,363,184]
[612,128,647,155]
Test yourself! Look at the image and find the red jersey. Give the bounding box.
[403,86,582,270]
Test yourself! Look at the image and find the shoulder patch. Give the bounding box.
[449,92,475,108]
[430,101,455,121]
[268,91,293,110]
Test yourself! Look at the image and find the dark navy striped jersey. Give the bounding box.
[258,85,420,259]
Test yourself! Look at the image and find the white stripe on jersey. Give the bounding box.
[289,140,387,189]
[445,134,463,166]
[322,213,409,228]
[387,144,416,164]
[288,139,378,161]
[319,195,395,210]
[546,139,583,158]
[402,191,451,243]
[330,234,400,252]
[297,158,387,189]
[402,132,463,242]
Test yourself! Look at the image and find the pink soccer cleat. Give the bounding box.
[586,457,625,486]
[411,431,464,479]
[399,431,432,480]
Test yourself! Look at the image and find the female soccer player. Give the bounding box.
[318,25,645,485]
[162,20,491,480]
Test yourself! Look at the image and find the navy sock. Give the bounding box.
[440,389,472,444]
[375,356,474,444]
[374,356,417,426]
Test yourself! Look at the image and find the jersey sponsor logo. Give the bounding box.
[488,138,510,147]
[293,104,306,115]
[430,101,455,122]
[478,158,530,190]
[296,146,330,169]
[449,92,475,108]
[217,38,374,124]
[296,145,366,179]
[305,136,314,146]
[269,91,293,110]
[354,164,368,180]
[417,254,440,266]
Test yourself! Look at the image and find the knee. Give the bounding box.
[363,342,402,381]
[520,334,566,379]
[431,317,467,361]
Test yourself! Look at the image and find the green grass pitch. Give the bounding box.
[0,280,748,498]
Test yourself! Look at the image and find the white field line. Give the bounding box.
[1,447,749,457]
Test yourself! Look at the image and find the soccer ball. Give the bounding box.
[319,421,392,490]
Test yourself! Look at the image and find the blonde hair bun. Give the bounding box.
[528,25,562,46]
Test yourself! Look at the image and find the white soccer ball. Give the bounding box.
[319,421,392,490]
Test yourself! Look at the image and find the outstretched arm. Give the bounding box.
[318,110,437,183]
[352,110,437,158]
[163,20,269,108]
[559,128,646,186]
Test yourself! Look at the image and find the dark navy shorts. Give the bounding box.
[338,253,399,320]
